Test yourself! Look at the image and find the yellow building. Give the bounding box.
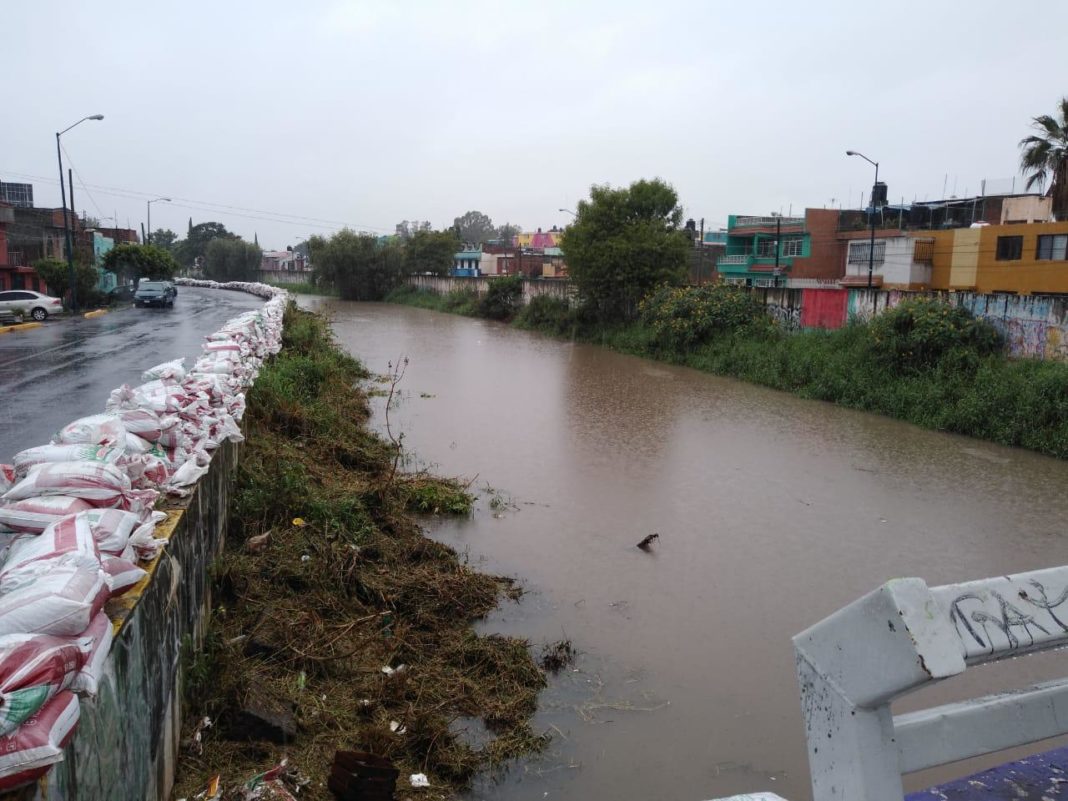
[928,221,1068,294]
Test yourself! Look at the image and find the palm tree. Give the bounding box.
[1019,97,1068,220]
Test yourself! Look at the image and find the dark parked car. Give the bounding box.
[108,285,137,303]
[134,281,177,308]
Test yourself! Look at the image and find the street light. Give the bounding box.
[56,114,104,313]
[559,208,577,218]
[845,150,879,289]
[146,197,171,245]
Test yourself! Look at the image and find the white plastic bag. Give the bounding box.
[69,612,112,696]
[141,358,186,383]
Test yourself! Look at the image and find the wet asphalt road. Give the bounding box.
[0,287,265,460]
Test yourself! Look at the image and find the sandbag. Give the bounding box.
[0,521,99,577]
[2,462,132,506]
[141,358,186,383]
[69,612,112,697]
[0,554,111,637]
[55,509,141,555]
[0,691,79,790]
[0,497,95,534]
[12,444,123,480]
[52,414,126,448]
[102,555,146,595]
[0,633,86,737]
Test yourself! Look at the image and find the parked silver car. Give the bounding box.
[0,290,64,321]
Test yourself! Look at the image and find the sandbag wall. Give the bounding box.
[0,280,286,800]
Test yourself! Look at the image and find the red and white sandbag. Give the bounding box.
[0,467,14,494]
[116,408,169,443]
[0,519,99,576]
[53,509,140,555]
[0,633,87,736]
[12,444,124,480]
[69,612,112,696]
[0,497,94,534]
[0,691,79,791]
[101,555,146,595]
[0,554,111,637]
[2,462,132,506]
[52,414,126,448]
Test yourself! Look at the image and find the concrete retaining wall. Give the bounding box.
[36,441,239,800]
[406,275,576,307]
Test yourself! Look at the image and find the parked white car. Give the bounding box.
[0,290,65,321]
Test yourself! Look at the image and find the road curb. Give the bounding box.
[83,309,108,319]
[0,322,43,335]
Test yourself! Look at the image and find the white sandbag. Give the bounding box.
[0,520,99,576]
[0,633,87,736]
[141,358,186,383]
[52,414,126,448]
[116,408,165,442]
[0,467,13,494]
[12,444,123,480]
[129,514,167,561]
[102,555,146,595]
[0,554,111,637]
[0,691,79,790]
[45,509,140,556]
[0,497,95,534]
[2,462,132,506]
[69,612,112,696]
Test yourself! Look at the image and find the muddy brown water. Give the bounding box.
[300,297,1068,801]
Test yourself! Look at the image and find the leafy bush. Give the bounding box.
[478,275,523,320]
[868,298,1002,371]
[515,295,573,334]
[443,289,478,315]
[639,283,765,351]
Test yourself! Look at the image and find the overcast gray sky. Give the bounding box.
[4,1,1066,249]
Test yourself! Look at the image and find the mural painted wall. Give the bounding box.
[515,230,563,249]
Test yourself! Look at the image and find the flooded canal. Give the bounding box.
[300,297,1068,801]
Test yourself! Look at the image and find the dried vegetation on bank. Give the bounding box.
[173,306,546,799]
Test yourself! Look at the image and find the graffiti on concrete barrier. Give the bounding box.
[947,578,1068,655]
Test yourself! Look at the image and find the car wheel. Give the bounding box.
[31,307,48,321]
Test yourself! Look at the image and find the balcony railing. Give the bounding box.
[734,216,804,229]
[847,241,886,265]
[718,254,751,264]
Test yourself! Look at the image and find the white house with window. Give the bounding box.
[840,236,934,290]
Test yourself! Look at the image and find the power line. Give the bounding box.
[0,168,388,232]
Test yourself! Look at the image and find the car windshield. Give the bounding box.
[139,282,165,290]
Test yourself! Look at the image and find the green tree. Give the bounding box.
[395,220,432,241]
[311,228,405,300]
[405,229,459,276]
[1020,97,1068,220]
[453,210,495,247]
[495,222,521,246]
[174,221,238,268]
[149,228,178,251]
[561,178,690,321]
[204,238,262,282]
[32,258,98,305]
[103,243,179,282]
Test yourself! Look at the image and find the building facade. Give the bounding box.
[928,221,1068,295]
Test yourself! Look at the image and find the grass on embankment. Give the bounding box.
[389,286,1068,460]
[173,304,546,799]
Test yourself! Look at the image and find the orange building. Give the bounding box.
[929,221,1068,295]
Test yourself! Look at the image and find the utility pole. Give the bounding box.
[775,215,781,287]
[699,217,705,285]
[68,169,78,312]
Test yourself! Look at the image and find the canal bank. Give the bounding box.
[386,283,1068,462]
[299,296,1068,801]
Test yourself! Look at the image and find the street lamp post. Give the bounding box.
[146,197,172,246]
[846,150,879,289]
[56,114,104,312]
[559,208,577,218]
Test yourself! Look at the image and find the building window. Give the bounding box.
[1036,234,1068,261]
[756,239,777,257]
[782,238,803,257]
[995,235,1023,261]
[848,241,886,264]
